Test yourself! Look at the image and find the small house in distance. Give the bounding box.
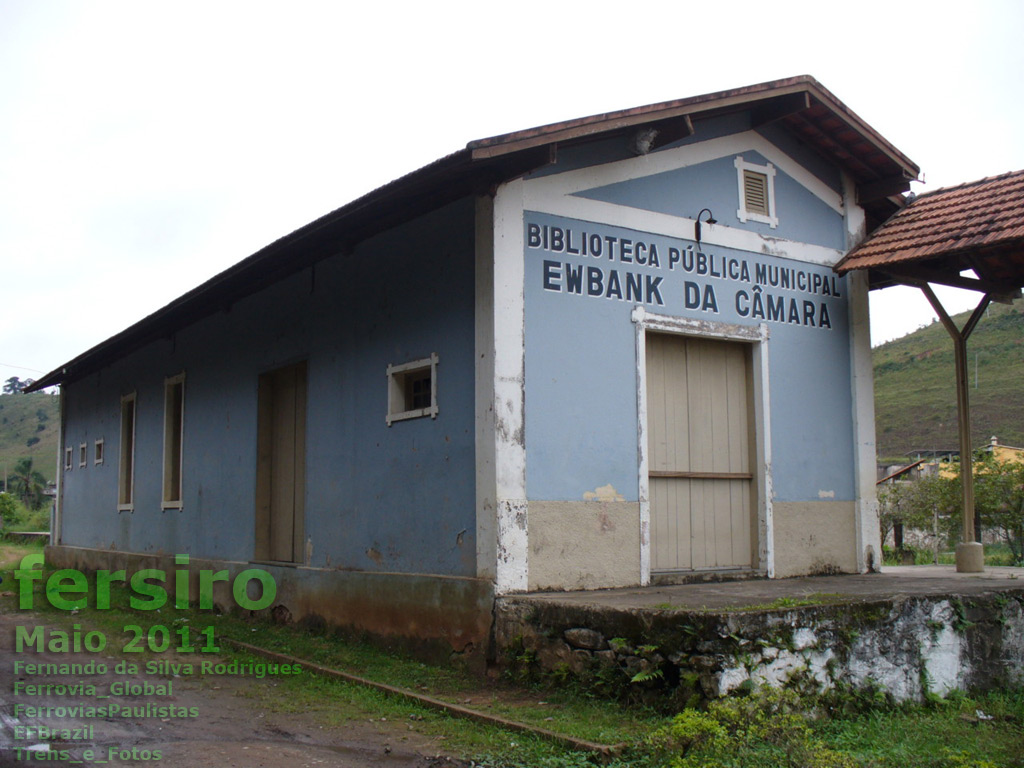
[31,76,919,657]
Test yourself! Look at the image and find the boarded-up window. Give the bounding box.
[162,374,185,507]
[118,394,136,509]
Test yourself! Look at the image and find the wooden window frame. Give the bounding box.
[118,393,136,511]
[161,373,185,509]
[386,353,438,426]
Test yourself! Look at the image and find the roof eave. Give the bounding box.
[29,76,919,392]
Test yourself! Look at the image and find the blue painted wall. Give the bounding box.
[523,146,856,505]
[574,151,845,251]
[59,197,478,577]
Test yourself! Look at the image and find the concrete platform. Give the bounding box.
[515,566,1024,612]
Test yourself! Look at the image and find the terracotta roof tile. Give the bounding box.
[837,170,1024,278]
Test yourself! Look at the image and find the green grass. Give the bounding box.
[3,541,1023,768]
[874,299,1024,458]
[627,687,1024,768]
[204,616,662,747]
[0,542,663,764]
[883,543,1021,567]
[0,538,44,570]
[727,593,846,612]
[653,593,848,613]
[819,690,1024,768]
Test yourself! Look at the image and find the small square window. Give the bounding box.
[94,439,104,465]
[64,446,73,471]
[735,156,778,228]
[386,353,438,426]
[79,443,87,468]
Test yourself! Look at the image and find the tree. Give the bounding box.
[0,492,18,528]
[877,481,912,547]
[974,453,1024,565]
[9,457,46,510]
[880,453,1024,565]
[3,376,34,393]
[878,474,958,552]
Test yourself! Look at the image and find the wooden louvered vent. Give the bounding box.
[743,170,770,216]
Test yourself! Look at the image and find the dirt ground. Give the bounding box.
[0,611,469,768]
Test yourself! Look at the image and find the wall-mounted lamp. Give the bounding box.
[694,208,717,247]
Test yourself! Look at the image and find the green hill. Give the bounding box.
[873,298,1024,459]
[0,391,60,484]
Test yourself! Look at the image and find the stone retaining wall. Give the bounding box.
[494,591,1024,704]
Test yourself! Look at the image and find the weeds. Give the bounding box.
[3,542,1024,768]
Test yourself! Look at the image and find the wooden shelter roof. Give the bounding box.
[835,169,1024,298]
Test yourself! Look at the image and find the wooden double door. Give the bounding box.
[646,334,755,572]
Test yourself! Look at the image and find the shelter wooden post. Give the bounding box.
[921,285,991,572]
[834,168,1024,574]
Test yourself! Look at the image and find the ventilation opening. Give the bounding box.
[735,156,778,228]
[743,170,770,216]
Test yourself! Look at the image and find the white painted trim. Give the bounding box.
[735,156,779,228]
[386,353,439,426]
[753,323,775,578]
[523,192,844,267]
[634,314,651,585]
[632,307,773,580]
[841,171,879,572]
[523,130,844,215]
[94,438,104,465]
[78,442,87,468]
[850,271,880,571]
[844,170,868,250]
[54,387,65,544]
[633,306,764,342]
[474,195,498,581]
[844,180,872,592]
[491,179,528,594]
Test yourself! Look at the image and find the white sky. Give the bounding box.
[2,0,1022,389]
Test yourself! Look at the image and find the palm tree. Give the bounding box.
[9,457,46,510]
